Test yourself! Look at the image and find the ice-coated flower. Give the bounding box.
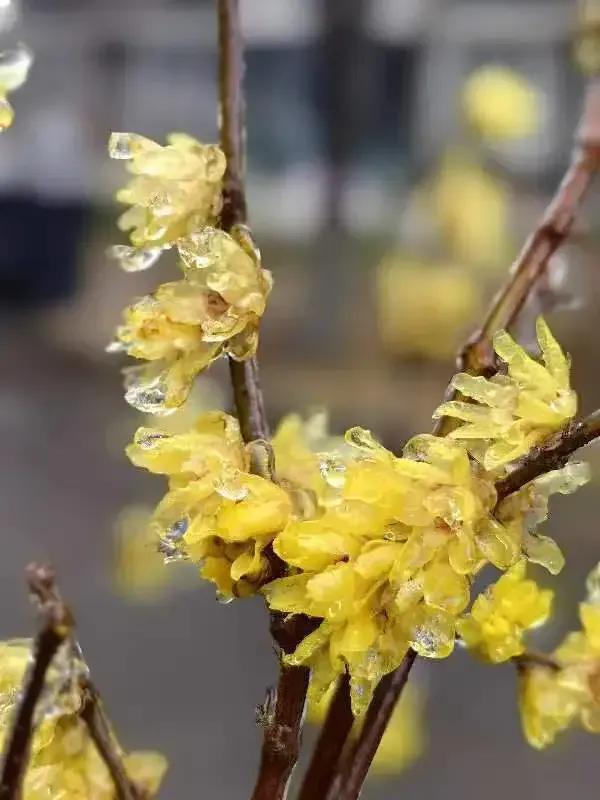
[126,412,292,599]
[111,228,272,414]
[434,318,577,470]
[108,131,225,269]
[457,560,553,663]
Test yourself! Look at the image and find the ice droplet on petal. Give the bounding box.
[522,531,564,575]
[318,454,346,489]
[109,244,162,272]
[108,132,151,160]
[214,475,249,502]
[123,366,176,416]
[0,45,33,93]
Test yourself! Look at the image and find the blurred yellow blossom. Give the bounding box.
[108,132,225,270]
[0,640,167,799]
[0,44,33,131]
[376,258,479,360]
[307,679,424,776]
[462,65,541,141]
[434,317,577,470]
[457,560,553,662]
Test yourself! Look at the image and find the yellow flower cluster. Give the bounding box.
[125,319,586,718]
[127,411,293,599]
[519,564,600,749]
[109,134,272,414]
[263,421,584,716]
[434,318,577,470]
[0,44,33,131]
[307,679,424,776]
[457,560,553,662]
[0,641,167,799]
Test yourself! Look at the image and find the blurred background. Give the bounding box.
[1,0,600,797]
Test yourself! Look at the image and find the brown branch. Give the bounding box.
[434,79,600,434]
[495,408,600,502]
[0,564,73,799]
[513,650,561,672]
[215,2,309,796]
[297,673,354,800]
[217,0,269,443]
[80,680,145,800]
[332,650,418,800]
[0,564,144,800]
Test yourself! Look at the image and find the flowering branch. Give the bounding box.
[496,408,600,502]
[215,2,310,797]
[79,680,145,800]
[434,78,600,432]
[0,564,73,800]
[329,81,600,799]
[0,564,144,800]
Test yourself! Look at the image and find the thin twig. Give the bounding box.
[331,650,417,800]
[216,1,310,796]
[79,680,145,800]
[217,0,269,443]
[434,79,600,434]
[496,408,600,502]
[513,650,561,672]
[0,564,73,799]
[297,673,354,800]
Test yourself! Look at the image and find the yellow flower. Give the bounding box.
[518,665,585,750]
[434,317,577,470]
[457,560,553,663]
[307,679,424,776]
[127,412,292,599]
[0,641,167,799]
[111,229,272,414]
[376,257,480,361]
[108,132,225,270]
[265,432,495,715]
[518,563,600,748]
[461,65,541,141]
[0,45,33,131]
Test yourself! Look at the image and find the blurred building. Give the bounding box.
[1,0,581,241]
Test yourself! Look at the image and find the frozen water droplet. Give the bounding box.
[166,518,188,541]
[214,477,249,502]
[216,592,234,605]
[108,132,148,160]
[123,367,175,416]
[0,45,33,93]
[105,338,127,354]
[109,244,162,272]
[137,431,170,450]
[318,454,346,489]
